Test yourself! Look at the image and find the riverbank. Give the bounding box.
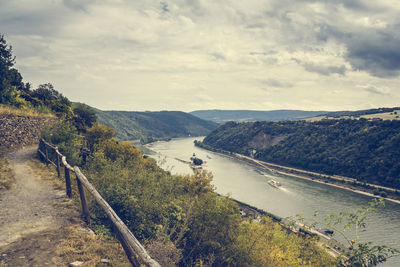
[195,143,400,205]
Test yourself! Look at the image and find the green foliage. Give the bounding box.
[85,122,115,152]
[178,193,242,266]
[0,34,27,106]
[41,119,334,265]
[0,34,14,69]
[325,107,400,118]
[73,103,97,132]
[0,85,27,107]
[295,199,399,266]
[190,109,326,123]
[30,83,73,118]
[41,120,82,166]
[0,34,73,117]
[235,217,334,266]
[202,119,400,189]
[77,125,333,265]
[94,109,218,142]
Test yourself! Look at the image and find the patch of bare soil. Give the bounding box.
[0,146,78,266]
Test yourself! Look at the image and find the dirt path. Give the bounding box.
[0,146,76,266]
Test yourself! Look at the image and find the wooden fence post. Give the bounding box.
[45,146,49,166]
[56,148,61,178]
[76,173,90,223]
[65,166,72,198]
[38,139,42,156]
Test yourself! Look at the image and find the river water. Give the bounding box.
[145,137,400,266]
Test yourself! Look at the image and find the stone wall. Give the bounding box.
[0,114,58,151]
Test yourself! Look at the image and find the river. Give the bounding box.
[145,137,400,266]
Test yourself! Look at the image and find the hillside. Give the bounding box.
[93,107,219,142]
[308,107,400,121]
[324,107,400,118]
[190,109,326,123]
[200,119,400,189]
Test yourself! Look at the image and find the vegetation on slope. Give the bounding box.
[324,107,400,118]
[0,34,96,125]
[190,109,326,123]
[201,119,400,189]
[42,120,334,266]
[0,104,55,118]
[94,107,219,143]
[0,155,14,190]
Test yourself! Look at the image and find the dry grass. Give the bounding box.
[361,110,400,120]
[0,104,55,118]
[54,225,131,267]
[28,157,131,267]
[0,156,15,190]
[28,157,67,191]
[307,110,400,122]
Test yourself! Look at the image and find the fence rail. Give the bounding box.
[38,139,161,267]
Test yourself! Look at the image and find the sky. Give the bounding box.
[1,0,400,112]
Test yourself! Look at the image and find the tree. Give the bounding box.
[294,199,399,266]
[0,34,16,104]
[0,34,15,71]
[73,103,97,132]
[31,83,73,117]
[85,122,115,151]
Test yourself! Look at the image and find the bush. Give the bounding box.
[73,103,97,132]
[41,120,82,166]
[41,121,335,266]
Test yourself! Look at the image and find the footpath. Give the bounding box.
[0,146,77,266]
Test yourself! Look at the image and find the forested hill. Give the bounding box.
[93,107,219,142]
[200,119,400,189]
[190,109,326,123]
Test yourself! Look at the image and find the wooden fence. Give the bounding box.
[38,139,161,267]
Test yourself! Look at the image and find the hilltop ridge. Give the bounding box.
[91,106,219,142]
[190,109,327,123]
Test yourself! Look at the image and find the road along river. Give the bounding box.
[145,137,400,266]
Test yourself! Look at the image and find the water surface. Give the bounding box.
[146,137,400,266]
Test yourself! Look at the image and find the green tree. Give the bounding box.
[326,199,399,266]
[0,34,31,106]
[73,103,97,132]
[30,83,73,117]
[85,123,115,152]
[294,199,399,266]
[0,34,17,105]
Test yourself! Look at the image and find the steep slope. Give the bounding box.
[190,109,326,123]
[200,119,400,189]
[94,109,219,142]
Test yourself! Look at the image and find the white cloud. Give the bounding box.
[0,0,399,111]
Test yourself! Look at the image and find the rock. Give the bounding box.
[69,261,84,266]
[0,114,58,151]
[99,259,111,266]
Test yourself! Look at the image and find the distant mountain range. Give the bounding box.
[88,105,399,144]
[93,108,219,142]
[321,107,400,118]
[190,110,327,123]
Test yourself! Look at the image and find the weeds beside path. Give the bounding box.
[0,146,129,266]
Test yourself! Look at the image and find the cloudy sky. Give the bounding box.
[1,0,400,111]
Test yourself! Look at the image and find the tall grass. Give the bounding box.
[0,104,55,118]
[0,156,15,190]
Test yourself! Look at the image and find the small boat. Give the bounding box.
[190,153,203,166]
[268,179,282,188]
